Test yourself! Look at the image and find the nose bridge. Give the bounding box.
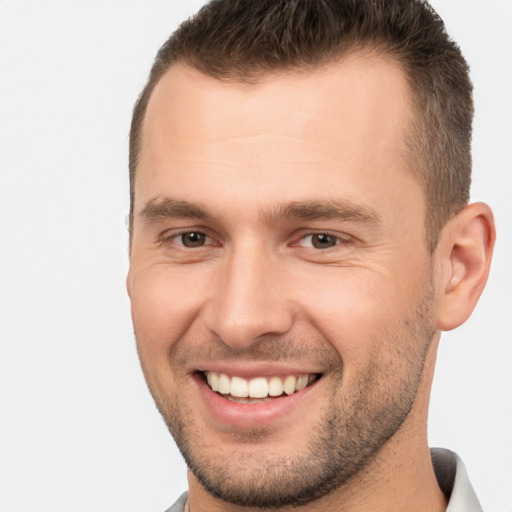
[204,240,293,348]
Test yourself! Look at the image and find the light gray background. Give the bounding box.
[0,1,510,511]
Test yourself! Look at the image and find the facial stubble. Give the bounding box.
[137,281,437,509]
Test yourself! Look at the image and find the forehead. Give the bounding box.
[135,54,420,222]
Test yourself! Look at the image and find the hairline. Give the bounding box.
[130,48,447,253]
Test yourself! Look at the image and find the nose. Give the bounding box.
[202,243,294,349]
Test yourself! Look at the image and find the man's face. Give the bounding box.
[128,56,439,507]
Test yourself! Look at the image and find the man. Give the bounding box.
[126,0,495,510]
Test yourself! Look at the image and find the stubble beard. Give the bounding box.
[140,283,437,509]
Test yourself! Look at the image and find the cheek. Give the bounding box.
[129,266,207,353]
[294,268,419,364]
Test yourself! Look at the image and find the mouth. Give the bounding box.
[201,371,320,404]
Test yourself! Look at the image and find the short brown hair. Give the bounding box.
[129,0,473,251]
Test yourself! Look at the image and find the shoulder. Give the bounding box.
[164,491,188,512]
[431,448,483,512]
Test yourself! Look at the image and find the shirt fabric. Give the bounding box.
[165,448,482,512]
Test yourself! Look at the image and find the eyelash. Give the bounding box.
[159,230,351,251]
[293,232,346,249]
[159,230,216,248]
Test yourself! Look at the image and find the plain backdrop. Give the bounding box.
[0,1,511,511]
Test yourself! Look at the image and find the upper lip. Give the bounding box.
[192,362,324,379]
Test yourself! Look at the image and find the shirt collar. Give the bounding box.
[431,448,483,512]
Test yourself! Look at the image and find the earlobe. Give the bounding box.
[436,202,495,331]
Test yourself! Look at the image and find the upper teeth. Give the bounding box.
[205,371,313,398]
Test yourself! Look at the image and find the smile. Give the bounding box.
[204,371,319,403]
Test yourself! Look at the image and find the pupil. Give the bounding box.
[313,233,335,248]
[182,232,205,247]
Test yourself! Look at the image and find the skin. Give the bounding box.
[127,54,495,511]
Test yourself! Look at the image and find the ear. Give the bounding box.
[436,202,495,331]
[126,270,132,299]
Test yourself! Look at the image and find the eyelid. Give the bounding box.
[157,227,353,249]
[158,228,218,247]
[291,230,351,248]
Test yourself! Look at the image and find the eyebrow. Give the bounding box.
[267,200,381,225]
[139,196,381,226]
[140,197,210,222]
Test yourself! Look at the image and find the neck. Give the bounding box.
[187,436,447,512]
[187,337,446,512]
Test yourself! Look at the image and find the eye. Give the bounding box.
[300,233,341,249]
[175,231,209,248]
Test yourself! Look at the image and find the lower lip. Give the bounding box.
[193,373,318,429]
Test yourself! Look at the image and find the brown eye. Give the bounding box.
[180,232,206,247]
[310,233,338,249]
